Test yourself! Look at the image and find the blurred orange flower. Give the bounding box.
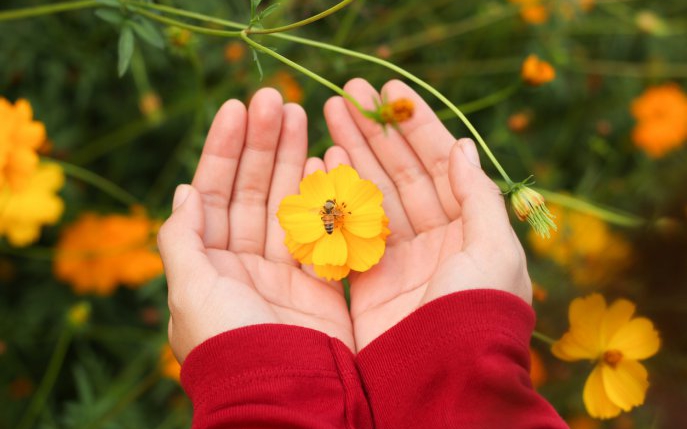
[631,83,687,158]
[509,0,549,24]
[552,294,660,419]
[54,208,163,295]
[271,71,304,104]
[160,344,181,382]
[224,41,246,62]
[529,348,547,388]
[521,55,556,86]
[528,205,631,287]
[0,162,64,247]
[0,98,46,191]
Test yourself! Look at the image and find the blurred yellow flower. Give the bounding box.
[271,71,304,104]
[54,208,163,295]
[631,83,687,158]
[0,162,64,247]
[509,0,549,24]
[277,164,389,281]
[521,54,556,86]
[0,98,46,191]
[160,344,181,382]
[528,205,631,287]
[552,294,660,419]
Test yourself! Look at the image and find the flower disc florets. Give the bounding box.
[365,97,415,129]
[277,164,389,281]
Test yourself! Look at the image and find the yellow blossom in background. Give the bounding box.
[528,205,631,287]
[0,97,46,191]
[521,54,556,86]
[509,0,549,24]
[0,162,64,247]
[552,294,660,419]
[270,71,304,104]
[631,83,687,158]
[277,164,389,281]
[160,344,181,382]
[54,208,163,295]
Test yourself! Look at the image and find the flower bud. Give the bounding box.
[366,98,415,127]
[509,183,557,238]
[67,301,91,328]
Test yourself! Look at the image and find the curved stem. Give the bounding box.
[240,31,365,112]
[51,159,140,207]
[130,7,241,37]
[271,33,515,185]
[16,328,73,429]
[248,0,357,34]
[122,0,244,29]
[532,330,556,346]
[0,0,97,21]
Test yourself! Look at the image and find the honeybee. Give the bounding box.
[319,199,344,234]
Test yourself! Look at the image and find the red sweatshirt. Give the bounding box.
[180,290,568,429]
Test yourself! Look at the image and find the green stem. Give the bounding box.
[240,31,365,112]
[129,7,241,37]
[0,0,98,21]
[531,330,556,346]
[16,328,73,429]
[437,83,521,119]
[272,33,515,185]
[247,0,357,34]
[122,0,244,29]
[50,159,140,207]
[332,0,365,45]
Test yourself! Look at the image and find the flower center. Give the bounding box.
[602,349,624,368]
[319,199,349,235]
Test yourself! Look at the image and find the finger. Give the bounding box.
[323,145,351,169]
[324,96,414,244]
[158,185,217,298]
[229,88,284,255]
[448,138,513,256]
[304,156,325,176]
[381,79,461,219]
[341,78,449,233]
[192,100,247,249]
[265,103,308,265]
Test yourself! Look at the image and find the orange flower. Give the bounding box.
[509,0,549,24]
[54,208,163,295]
[631,83,687,158]
[160,344,181,382]
[0,98,46,191]
[508,111,532,133]
[224,41,246,62]
[529,348,547,388]
[521,55,556,86]
[380,98,414,124]
[271,71,304,104]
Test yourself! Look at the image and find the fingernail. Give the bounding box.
[459,138,480,167]
[172,185,191,211]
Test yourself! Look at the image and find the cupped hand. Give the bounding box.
[158,89,354,362]
[323,79,532,350]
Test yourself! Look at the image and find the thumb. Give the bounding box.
[157,185,216,292]
[449,139,512,254]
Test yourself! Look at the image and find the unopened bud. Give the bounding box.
[509,183,557,238]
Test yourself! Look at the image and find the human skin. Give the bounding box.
[158,80,532,359]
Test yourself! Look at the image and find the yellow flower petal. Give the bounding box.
[299,169,335,204]
[345,205,385,238]
[330,164,360,199]
[601,359,649,411]
[277,194,324,244]
[341,178,383,212]
[583,365,622,419]
[607,318,660,360]
[284,233,315,265]
[313,228,347,266]
[313,263,350,281]
[552,332,598,361]
[342,229,386,272]
[601,299,636,345]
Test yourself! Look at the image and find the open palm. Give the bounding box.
[158,89,354,361]
[324,79,531,350]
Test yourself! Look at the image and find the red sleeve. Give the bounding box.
[180,324,373,429]
[355,289,568,429]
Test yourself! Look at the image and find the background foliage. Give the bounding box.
[1,0,686,427]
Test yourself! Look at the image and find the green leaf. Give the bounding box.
[94,9,123,26]
[250,47,264,81]
[259,3,281,20]
[117,26,135,77]
[131,18,164,49]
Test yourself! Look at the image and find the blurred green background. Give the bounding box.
[1,0,686,428]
